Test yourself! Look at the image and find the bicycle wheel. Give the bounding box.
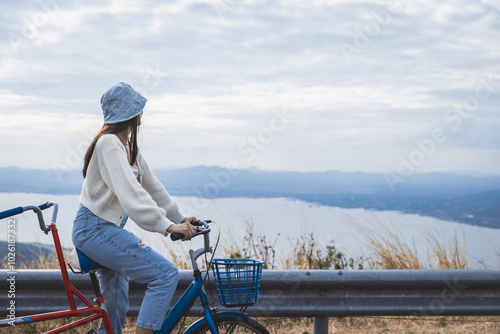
[189,316,270,334]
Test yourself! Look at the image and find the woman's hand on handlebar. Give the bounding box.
[167,216,198,241]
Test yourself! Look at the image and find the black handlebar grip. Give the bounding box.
[170,233,185,241]
[169,220,205,241]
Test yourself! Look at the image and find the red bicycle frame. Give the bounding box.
[0,203,112,333]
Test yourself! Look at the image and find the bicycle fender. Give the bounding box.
[182,311,249,334]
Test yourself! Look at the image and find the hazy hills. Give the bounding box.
[0,241,58,267]
[1,166,499,228]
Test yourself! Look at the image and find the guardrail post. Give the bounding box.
[314,317,328,334]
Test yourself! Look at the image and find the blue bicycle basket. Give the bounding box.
[211,259,263,307]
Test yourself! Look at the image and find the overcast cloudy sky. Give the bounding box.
[1,0,499,176]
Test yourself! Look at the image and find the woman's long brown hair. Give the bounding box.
[82,115,139,178]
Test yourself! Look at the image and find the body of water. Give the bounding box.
[0,193,498,269]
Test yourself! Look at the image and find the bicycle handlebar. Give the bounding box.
[170,219,212,241]
[0,206,24,220]
[0,202,55,232]
[170,219,215,270]
[38,202,51,211]
[0,202,51,220]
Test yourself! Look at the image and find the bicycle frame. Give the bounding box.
[154,272,215,333]
[155,271,250,334]
[0,203,112,333]
[154,221,249,334]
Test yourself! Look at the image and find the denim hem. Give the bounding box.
[135,320,159,331]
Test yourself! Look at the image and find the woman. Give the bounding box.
[72,82,197,334]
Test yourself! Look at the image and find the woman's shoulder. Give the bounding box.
[95,134,125,152]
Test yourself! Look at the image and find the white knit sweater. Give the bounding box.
[79,134,185,235]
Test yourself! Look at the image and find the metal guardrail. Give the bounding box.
[1,269,500,333]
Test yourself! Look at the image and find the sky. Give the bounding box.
[1,0,499,175]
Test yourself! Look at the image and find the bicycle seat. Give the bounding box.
[68,248,107,273]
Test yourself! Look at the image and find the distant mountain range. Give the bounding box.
[1,166,499,228]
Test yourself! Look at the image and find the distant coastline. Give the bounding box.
[1,166,499,228]
[1,193,499,269]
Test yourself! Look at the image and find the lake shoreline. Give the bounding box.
[0,193,499,269]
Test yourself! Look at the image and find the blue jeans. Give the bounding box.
[72,204,179,333]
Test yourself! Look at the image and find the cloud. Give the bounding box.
[0,0,499,174]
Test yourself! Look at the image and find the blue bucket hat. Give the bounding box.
[101,82,147,124]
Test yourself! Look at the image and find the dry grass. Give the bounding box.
[2,244,65,270]
[2,220,499,333]
[230,316,500,334]
[358,224,425,269]
[5,315,500,334]
[352,218,470,270]
[424,229,468,270]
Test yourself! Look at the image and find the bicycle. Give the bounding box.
[0,202,270,334]
[0,202,112,333]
